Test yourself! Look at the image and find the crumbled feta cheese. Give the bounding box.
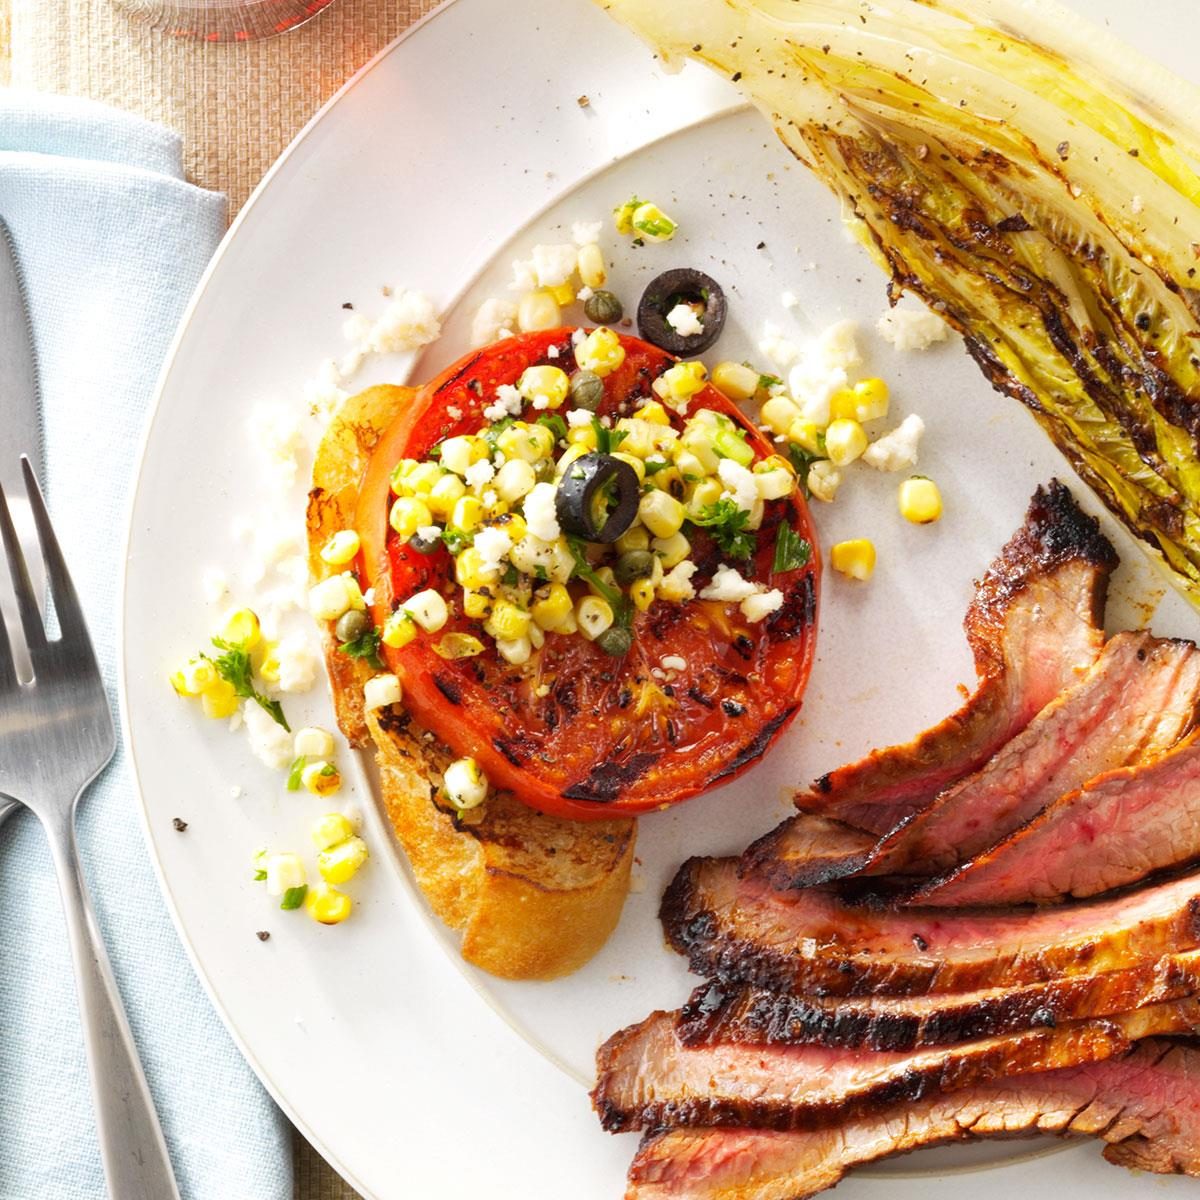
[509,258,538,292]
[530,243,578,288]
[471,297,518,347]
[362,587,376,606]
[482,383,523,423]
[547,344,560,359]
[700,565,761,603]
[244,702,293,770]
[818,319,862,371]
[661,654,687,672]
[572,220,603,246]
[416,525,441,543]
[247,403,306,490]
[201,567,229,605]
[302,357,349,422]
[445,405,463,421]
[464,460,495,489]
[354,289,441,356]
[877,302,950,352]
[807,460,842,503]
[364,673,402,712]
[741,589,783,623]
[474,526,514,572]
[230,785,243,799]
[666,303,704,337]
[576,285,595,302]
[862,414,925,472]
[717,459,758,512]
[659,560,698,603]
[758,322,800,370]
[523,482,561,542]
[571,328,586,348]
[566,408,595,428]
[275,634,317,694]
[781,290,798,309]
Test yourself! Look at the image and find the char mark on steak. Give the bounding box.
[676,950,1200,1050]
[623,1040,1200,1200]
[800,482,1115,835]
[661,855,1200,996]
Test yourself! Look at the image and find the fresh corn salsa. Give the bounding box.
[323,328,820,821]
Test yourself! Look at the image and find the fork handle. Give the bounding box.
[41,802,183,1200]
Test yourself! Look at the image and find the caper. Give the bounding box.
[569,369,605,411]
[614,549,656,584]
[409,530,441,555]
[596,625,634,658]
[584,289,624,325]
[335,609,369,644]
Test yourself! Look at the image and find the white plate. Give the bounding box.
[121,1,1200,1197]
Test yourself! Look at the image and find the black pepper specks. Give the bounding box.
[172,817,188,832]
[912,933,929,951]
[1136,313,1152,332]
[721,699,746,717]
[256,930,271,942]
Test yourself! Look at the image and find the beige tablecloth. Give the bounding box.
[4,0,437,1194]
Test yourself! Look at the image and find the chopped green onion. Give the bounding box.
[280,885,308,911]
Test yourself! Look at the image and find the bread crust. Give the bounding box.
[307,384,635,980]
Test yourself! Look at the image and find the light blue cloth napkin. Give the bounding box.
[0,91,293,1200]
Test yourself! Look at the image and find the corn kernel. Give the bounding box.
[532,583,573,630]
[311,812,356,851]
[853,378,890,422]
[462,588,493,620]
[444,757,489,810]
[427,473,466,517]
[404,589,449,633]
[218,608,260,650]
[389,458,420,495]
[685,477,723,516]
[265,853,305,897]
[787,418,825,457]
[587,566,618,600]
[807,460,842,503]
[679,427,720,473]
[308,573,363,621]
[567,424,599,450]
[518,364,570,409]
[528,624,545,651]
[898,476,943,524]
[201,679,239,719]
[496,513,527,542]
[320,530,360,566]
[660,361,707,401]
[451,495,484,533]
[258,644,281,683]
[548,281,575,306]
[390,497,434,541]
[517,290,561,332]
[761,395,801,436]
[294,727,335,759]
[611,451,645,483]
[494,458,538,503]
[754,468,795,501]
[576,326,625,377]
[554,443,591,477]
[363,673,402,711]
[399,461,442,497]
[830,538,876,581]
[652,531,691,568]
[613,197,639,234]
[495,635,533,665]
[305,882,353,926]
[712,361,761,402]
[576,595,614,640]
[634,401,672,426]
[318,835,368,884]
[440,435,487,478]
[496,424,541,464]
[578,242,607,289]
[455,546,499,589]
[825,419,869,467]
[638,490,686,538]
[434,632,485,659]
[301,760,342,797]
[616,526,650,554]
[175,655,217,696]
[381,608,416,648]
[631,202,677,242]
[630,578,656,611]
[525,424,556,459]
[485,599,532,641]
[828,388,860,422]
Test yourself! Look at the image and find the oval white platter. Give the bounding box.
[121,0,1200,1197]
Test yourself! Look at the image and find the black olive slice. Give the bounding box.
[554,453,640,544]
[637,268,727,355]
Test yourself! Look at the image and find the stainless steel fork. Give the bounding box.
[0,458,181,1200]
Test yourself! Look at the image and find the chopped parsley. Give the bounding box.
[643,458,670,477]
[757,371,783,391]
[690,499,756,560]
[482,416,515,448]
[253,869,267,882]
[591,417,628,456]
[206,637,289,730]
[442,527,473,555]
[787,444,823,499]
[339,626,382,669]
[280,885,308,911]
[536,413,568,442]
[566,537,632,627]
[773,522,812,573]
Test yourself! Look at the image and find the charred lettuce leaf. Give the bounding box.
[598,0,1200,604]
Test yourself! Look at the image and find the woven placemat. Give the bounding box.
[5,0,436,1194]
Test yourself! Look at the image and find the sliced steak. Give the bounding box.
[864,631,1200,880]
[918,725,1200,906]
[678,951,1200,1051]
[624,1039,1200,1200]
[740,815,875,890]
[799,482,1115,835]
[593,999,1198,1134]
[663,855,1200,996]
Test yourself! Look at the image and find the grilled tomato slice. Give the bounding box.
[356,329,819,819]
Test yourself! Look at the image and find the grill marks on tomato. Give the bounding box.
[358,329,819,819]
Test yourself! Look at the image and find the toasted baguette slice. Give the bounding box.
[306,384,635,980]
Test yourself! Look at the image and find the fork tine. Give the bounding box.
[20,458,90,650]
[0,589,15,691]
[0,472,45,650]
